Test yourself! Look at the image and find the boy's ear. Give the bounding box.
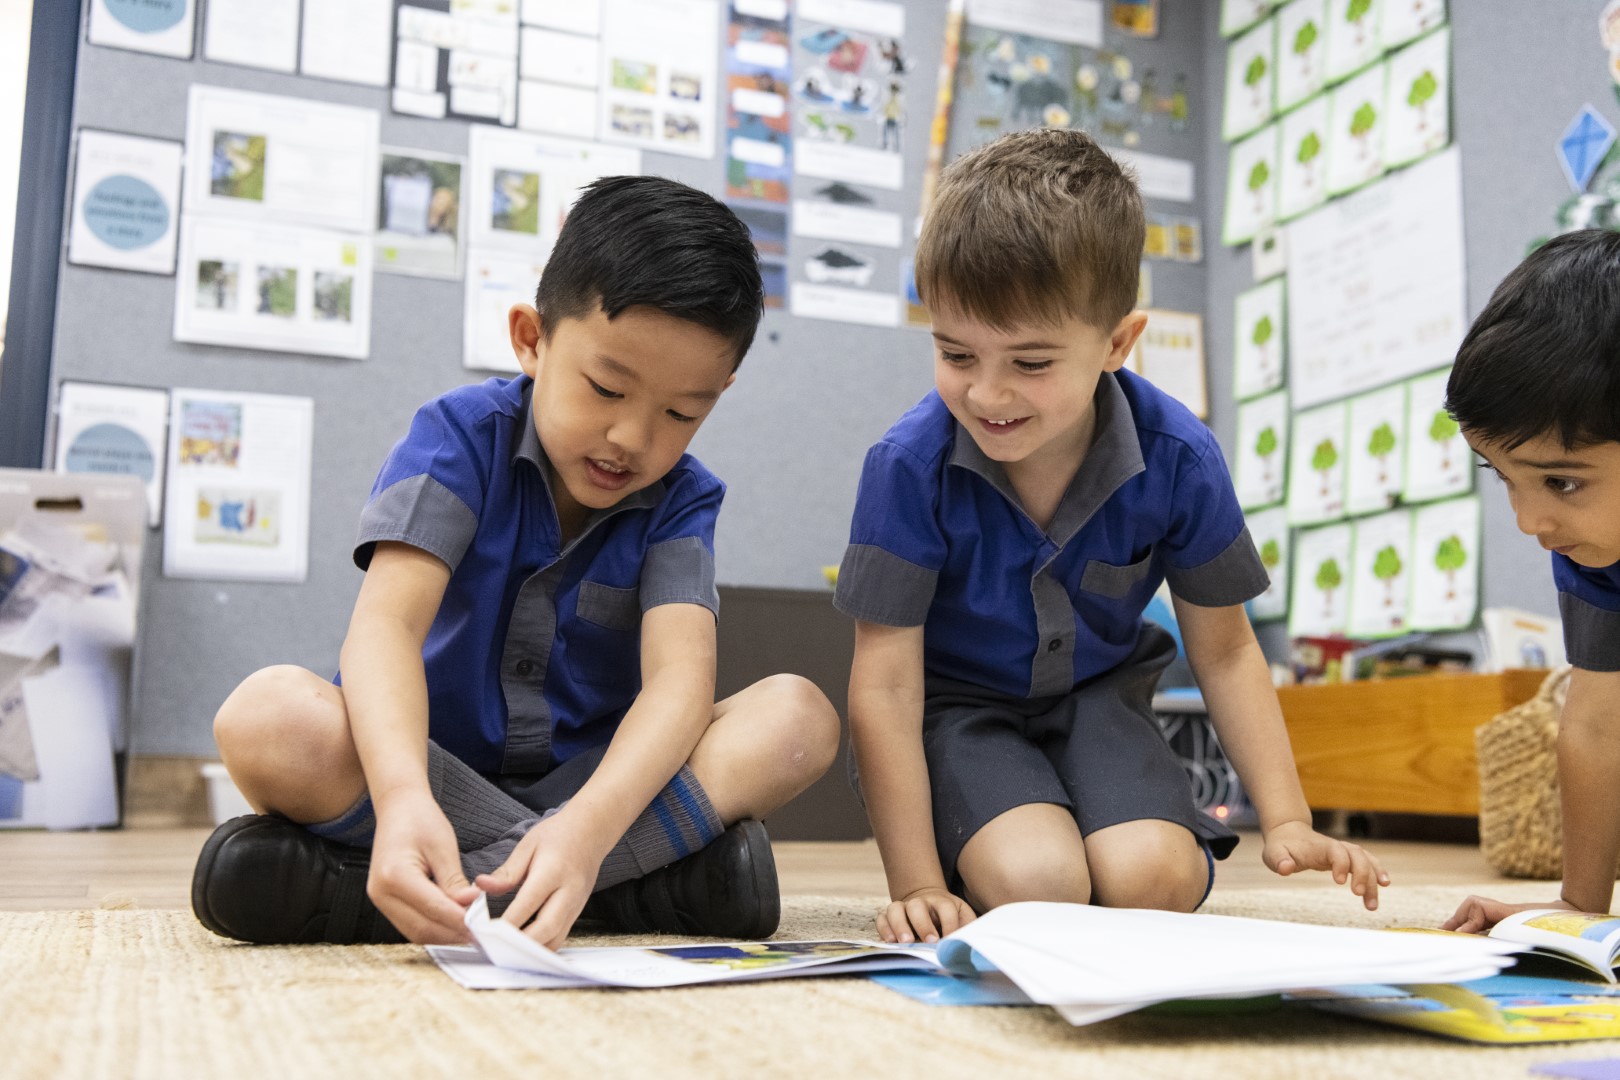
[509,304,544,378]
[1102,310,1150,373]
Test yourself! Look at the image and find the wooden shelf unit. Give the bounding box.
[1276,670,1550,816]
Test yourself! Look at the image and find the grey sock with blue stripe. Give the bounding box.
[305,740,535,852]
[459,763,724,893]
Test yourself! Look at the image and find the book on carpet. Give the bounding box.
[1475,911,1620,983]
[1294,974,1620,1044]
[427,895,1518,1026]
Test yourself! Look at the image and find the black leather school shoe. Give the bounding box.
[579,818,781,939]
[191,815,405,945]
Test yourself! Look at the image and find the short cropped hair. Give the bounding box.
[537,175,764,367]
[913,128,1144,331]
[1446,229,1620,450]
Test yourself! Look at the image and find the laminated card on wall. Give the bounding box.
[67,130,183,276]
[162,390,314,583]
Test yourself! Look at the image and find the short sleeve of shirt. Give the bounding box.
[353,396,488,572]
[1554,554,1620,672]
[1160,430,1269,607]
[640,468,724,616]
[833,441,947,627]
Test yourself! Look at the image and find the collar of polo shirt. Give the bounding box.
[946,371,1147,550]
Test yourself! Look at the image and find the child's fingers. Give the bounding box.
[427,847,479,906]
[369,863,471,944]
[1328,842,1351,885]
[1346,845,1379,909]
[904,897,942,943]
[524,885,582,950]
[931,897,971,938]
[876,906,899,943]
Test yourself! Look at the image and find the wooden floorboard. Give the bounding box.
[0,827,1517,913]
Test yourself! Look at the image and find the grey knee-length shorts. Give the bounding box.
[854,625,1238,894]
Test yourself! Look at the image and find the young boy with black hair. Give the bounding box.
[1442,229,1620,932]
[835,128,1386,945]
[191,175,839,948]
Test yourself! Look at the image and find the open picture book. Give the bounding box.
[1294,974,1620,1044]
[428,895,1520,1026]
[1473,910,1620,983]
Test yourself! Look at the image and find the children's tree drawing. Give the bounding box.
[1346,0,1372,45]
[1434,534,1467,600]
[1260,537,1282,573]
[1408,70,1438,130]
[1256,425,1279,483]
[1245,54,1268,110]
[1315,557,1343,615]
[1252,314,1275,374]
[1248,159,1271,212]
[1293,20,1319,77]
[1297,130,1322,186]
[1350,102,1378,159]
[1312,438,1339,496]
[1368,421,1397,483]
[1429,409,1460,469]
[1373,545,1403,606]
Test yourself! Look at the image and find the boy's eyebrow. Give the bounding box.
[595,354,722,402]
[932,332,1064,351]
[1512,457,1595,471]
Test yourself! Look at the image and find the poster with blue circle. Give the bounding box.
[69,130,183,275]
[87,0,196,59]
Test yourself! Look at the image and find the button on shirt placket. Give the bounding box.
[500,561,565,773]
[1029,539,1076,698]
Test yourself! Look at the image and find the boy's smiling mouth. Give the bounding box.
[585,458,634,490]
[979,417,1029,434]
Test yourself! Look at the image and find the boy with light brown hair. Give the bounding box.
[834,128,1386,944]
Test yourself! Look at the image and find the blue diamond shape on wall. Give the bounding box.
[1560,105,1618,193]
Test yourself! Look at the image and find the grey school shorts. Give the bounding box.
[854,624,1239,895]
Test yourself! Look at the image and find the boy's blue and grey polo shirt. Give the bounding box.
[833,369,1269,700]
[1554,555,1620,671]
[349,375,723,775]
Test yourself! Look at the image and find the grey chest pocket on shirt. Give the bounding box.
[1080,550,1155,600]
[575,581,642,632]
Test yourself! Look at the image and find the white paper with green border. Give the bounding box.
[1223,123,1280,246]
[1221,0,1273,39]
[1326,61,1389,196]
[1246,504,1292,621]
[1403,366,1472,503]
[1289,521,1353,636]
[1236,389,1291,510]
[1382,26,1450,169]
[1345,382,1407,516]
[1273,0,1328,113]
[1234,277,1287,400]
[1277,92,1331,220]
[1324,0,1383,85]
[1378,0,1444,49]
[1224,19,1279,142]
[1287,399,1349,525]
[1409,495,1480,631]
[1348,507,1415,638]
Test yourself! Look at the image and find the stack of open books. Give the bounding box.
[429,895,1518,1027]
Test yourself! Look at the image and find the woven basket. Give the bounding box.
[1476,666,1584,879]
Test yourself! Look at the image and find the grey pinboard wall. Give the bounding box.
[1200,1,1601,655]
[48,2,1208,756]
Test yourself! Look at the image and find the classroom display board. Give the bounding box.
[1215,1,1476,635]
[46,0,1219,757]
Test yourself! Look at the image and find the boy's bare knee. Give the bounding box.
[213,666,355,811]
[755,674,840,784]
[964,847,1092,910]
[1090,851,1208,912]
